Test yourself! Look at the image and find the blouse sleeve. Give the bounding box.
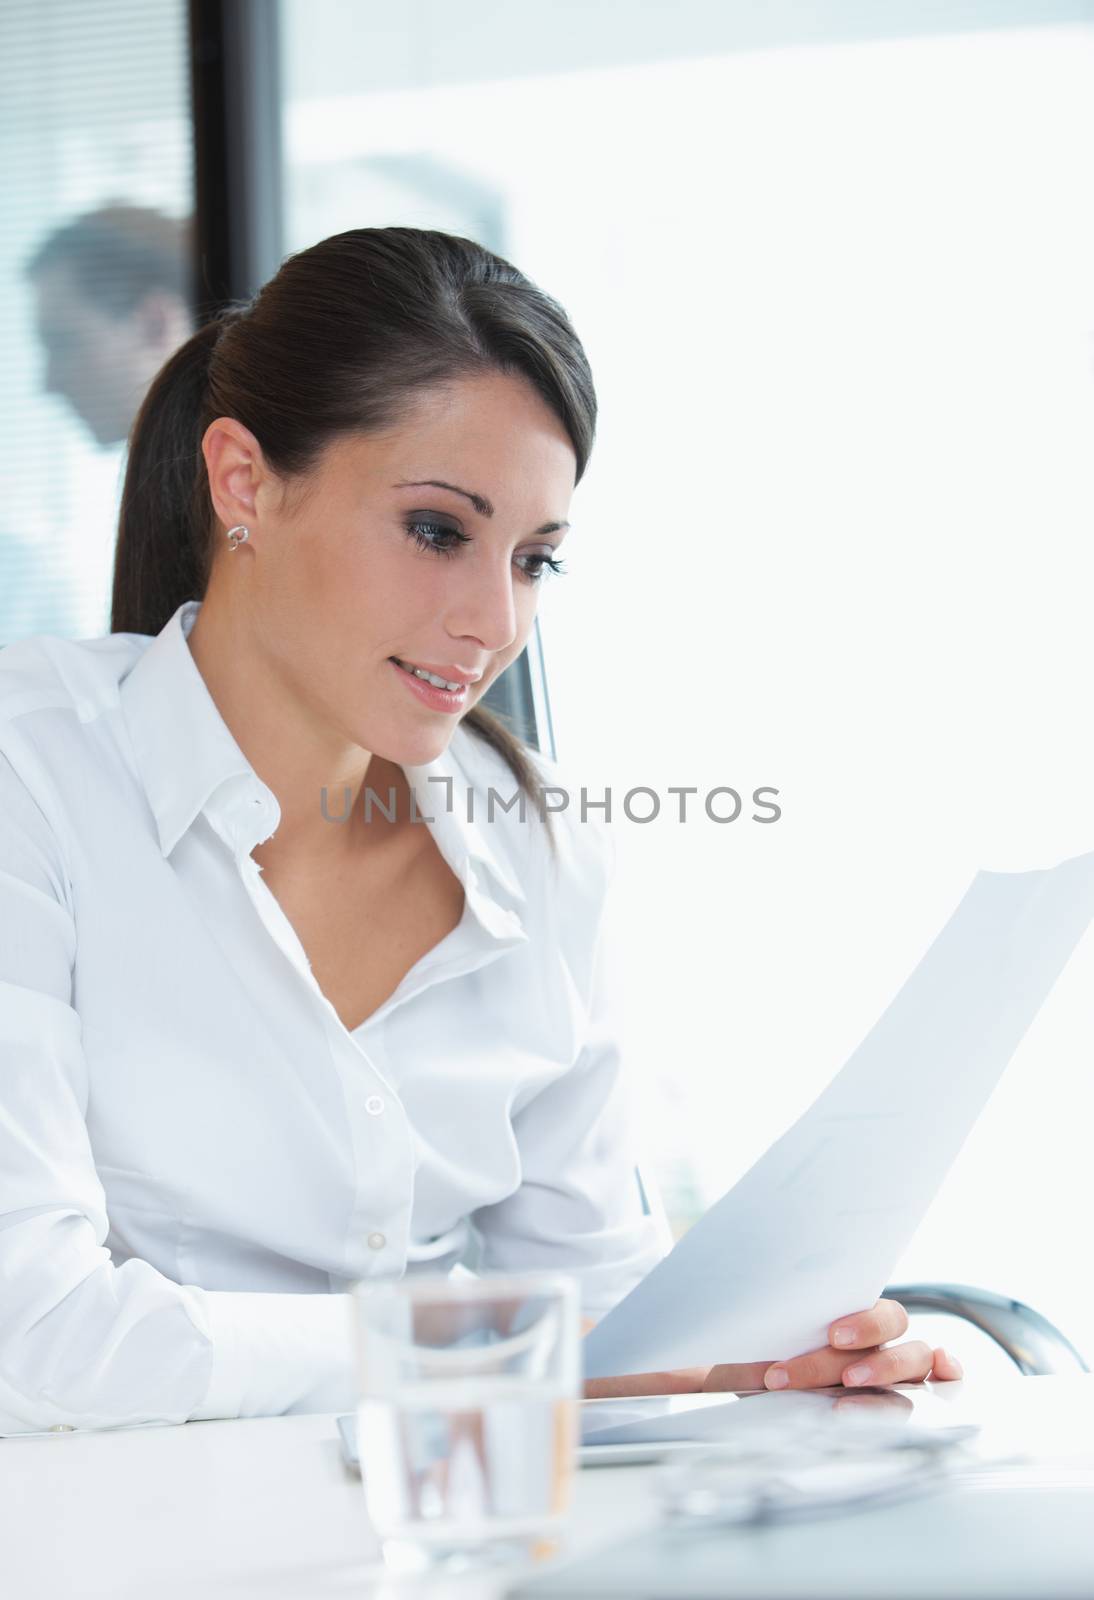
[469,815,671,1319]
[0,742,356,1435]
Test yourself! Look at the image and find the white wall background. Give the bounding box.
[285,4,1094,1363]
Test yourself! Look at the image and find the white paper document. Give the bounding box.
[583,849,1094,1379]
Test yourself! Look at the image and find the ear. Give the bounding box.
[202,417,267,535]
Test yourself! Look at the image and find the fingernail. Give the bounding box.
[844,1363,873,1386]
[832,1327,856,1347]
[764,1366,790,1390]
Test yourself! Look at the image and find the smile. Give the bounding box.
[390,657,467,692]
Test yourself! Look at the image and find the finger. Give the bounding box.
[829,1298,909,1352]
[841,1339,934,1387]
[928,1347,964,1382]
[764,1344,863,1391]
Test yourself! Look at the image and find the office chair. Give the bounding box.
[884,1283,1089,1376]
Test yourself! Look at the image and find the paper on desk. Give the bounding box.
[583,848,1094,1379]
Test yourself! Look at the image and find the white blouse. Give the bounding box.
[0,600,667,1436]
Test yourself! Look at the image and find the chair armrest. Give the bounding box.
[884,1282,1089,1376]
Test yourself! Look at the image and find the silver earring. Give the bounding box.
[226,524,250,551]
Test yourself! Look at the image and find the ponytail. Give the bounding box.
[111,309,242,636]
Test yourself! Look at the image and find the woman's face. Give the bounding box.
[204,370,576,768]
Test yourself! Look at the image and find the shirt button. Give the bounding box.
[365,1095,384,1116]
[367,1232,386,1251]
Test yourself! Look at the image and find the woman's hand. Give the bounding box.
[703,1298,963,1392]
[581,1300,963,1399]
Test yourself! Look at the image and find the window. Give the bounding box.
[0,0,193,645]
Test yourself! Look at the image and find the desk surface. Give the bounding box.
[4,1374,1093,1600]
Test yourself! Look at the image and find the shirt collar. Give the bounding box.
[403,728,528,937]
[119,601,526,929]
[119,600,258,860]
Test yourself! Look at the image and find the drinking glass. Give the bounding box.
[353,1271,580,1575]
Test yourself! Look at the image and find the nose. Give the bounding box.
[447,550,520,657]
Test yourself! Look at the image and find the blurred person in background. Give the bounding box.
[25,202,194,448]
[0,205,195,648]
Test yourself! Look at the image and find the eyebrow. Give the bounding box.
[393,479,570,537]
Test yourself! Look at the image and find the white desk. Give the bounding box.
[3,1374,1092,1600]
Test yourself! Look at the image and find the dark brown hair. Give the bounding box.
[112,226,598,840]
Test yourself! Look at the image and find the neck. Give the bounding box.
[185,589,408,868]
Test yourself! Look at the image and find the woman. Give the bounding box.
[0,228,960,1434]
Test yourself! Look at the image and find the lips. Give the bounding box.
[389,657,471,712]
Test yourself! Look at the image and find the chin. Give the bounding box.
[370,722,456,771]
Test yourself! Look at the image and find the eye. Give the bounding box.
[515,553,568,584]
[403,518,568,584]
[404,519,471,558]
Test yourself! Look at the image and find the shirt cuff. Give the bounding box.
[187,1288,358,1421]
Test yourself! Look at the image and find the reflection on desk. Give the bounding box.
[513,1374,1094,1600]
[2,1373,1092,1600]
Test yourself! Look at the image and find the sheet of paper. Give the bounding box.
[583,848,1094,1379]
